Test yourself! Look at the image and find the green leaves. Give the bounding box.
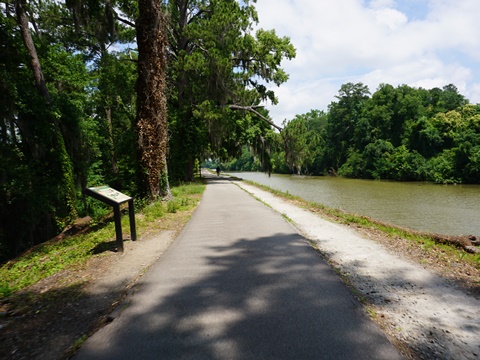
[167,0,295,180]
[0,0,140,259]
[281,110,325,175]
[264,82,480,183]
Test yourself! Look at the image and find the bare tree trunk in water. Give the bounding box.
[136,0,171,199]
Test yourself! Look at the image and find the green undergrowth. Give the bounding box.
[243,179,480,269]
[0,181,206,299]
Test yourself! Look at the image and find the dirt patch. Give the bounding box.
[0,230,176,360]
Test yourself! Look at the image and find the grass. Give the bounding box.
[0,181,206,299]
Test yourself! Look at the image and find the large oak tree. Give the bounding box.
[136,0,170,199]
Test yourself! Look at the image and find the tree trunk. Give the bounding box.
[136,0,171,199]
[185,156,195,182]
[105,105,119,183]
[15,0,50,103]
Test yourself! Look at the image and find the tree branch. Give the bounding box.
[229,105,282,132]
[115,15,135,28]
[188,9,204,24]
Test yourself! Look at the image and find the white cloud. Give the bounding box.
[371,8,408,31]
[254,0,480,125]
[369,0,395,9]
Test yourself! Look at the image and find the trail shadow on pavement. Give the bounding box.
[76,232,403,359]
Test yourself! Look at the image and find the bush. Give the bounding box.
[425,150,461,184]
[338,150,367,178]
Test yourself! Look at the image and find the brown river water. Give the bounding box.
[230,172,480,237]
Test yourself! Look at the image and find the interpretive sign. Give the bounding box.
[89,185,132,204]
[85,186,137,253]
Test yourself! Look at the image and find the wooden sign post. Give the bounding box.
[85,186,137,253]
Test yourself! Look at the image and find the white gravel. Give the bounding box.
[234,181,480,360]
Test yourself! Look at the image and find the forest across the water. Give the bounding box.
[223,83,480,186]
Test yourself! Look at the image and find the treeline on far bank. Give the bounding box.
[223,82,480,184]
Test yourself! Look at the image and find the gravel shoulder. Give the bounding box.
[234,180,480,360]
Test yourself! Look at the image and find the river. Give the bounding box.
[229,172,480,237]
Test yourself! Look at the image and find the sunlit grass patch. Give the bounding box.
[171,181,205,196]
[142,201,166,222]
[0,224,117,297]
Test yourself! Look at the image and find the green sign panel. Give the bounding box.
[87,185,131,204]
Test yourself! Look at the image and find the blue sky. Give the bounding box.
[254,0,480,125]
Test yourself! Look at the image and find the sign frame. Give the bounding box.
[85,186,137,253]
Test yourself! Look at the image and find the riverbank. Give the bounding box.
[231,171,480,237]
[233,179,480,360]
[237,179,480,274]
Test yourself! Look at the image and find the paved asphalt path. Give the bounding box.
[75,174,403,359]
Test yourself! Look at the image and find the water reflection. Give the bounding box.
[231,172,480,236]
